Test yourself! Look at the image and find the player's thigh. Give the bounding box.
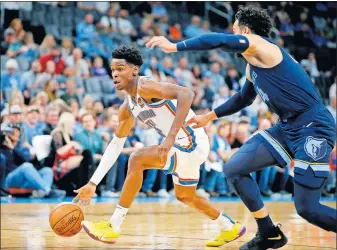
[128,145,166,170]
[223,135,279,178]
[174,184,197,201]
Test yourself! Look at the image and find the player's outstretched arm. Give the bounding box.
[73,100,134,204]
[138,78,194,160]
[146,33,255,55]
[186,79,257,129]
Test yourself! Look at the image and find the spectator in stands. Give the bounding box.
[33,91,49,110]
[21,60,42,98]
[225,65,242,92]
[201,21,211,33]
[39,35,56,57]
[117,9,137,37]
[42,106,60,135]
[279,17,295,37]
[184,15,203,39]
[43,79,59,102]
[1,59,21,94]
[9,18,25,42]
[60,37,74,59]
[151,2,168,19]
[35,61,58,88]
[74,113,104,164]
[79,95,94,116]
[20,32,38,64]
[1,28,16,55]
[207,62,226,92]
[212,86,230,110]
[169,22,182,41]
[100,7,118,33]
[65,48,90,79]
[4,28,23,58]
[231,120,251,149]
[90,56,108,78]
[1,122,65,198]
[93,101,104,123]
[60,79,80,105]
[76,14,97,49]
[174,58,194,87]
[328,78,336,122]
[22,106,44,145]
[300,53,320,77]
[9,90,26,112]
[49,112,93,195]
[40,46,65,75]
[201,72,215,110]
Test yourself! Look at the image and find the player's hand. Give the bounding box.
[185,111,218,129]
[146,36,178,53]
[158,136,175,164]
[73,182,96,207]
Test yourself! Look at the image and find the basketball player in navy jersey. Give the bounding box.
[147,5,336,250]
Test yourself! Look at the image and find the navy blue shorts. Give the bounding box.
[255,104,336,189]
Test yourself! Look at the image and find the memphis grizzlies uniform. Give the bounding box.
[250,38,336,189]
[127,77,210,186]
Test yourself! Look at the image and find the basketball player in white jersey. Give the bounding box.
[73,45,245,247]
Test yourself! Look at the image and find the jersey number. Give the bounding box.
[145,119,166,137]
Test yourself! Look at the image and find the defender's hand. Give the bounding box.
[146,36,177,53]
[185,111,217,129]
[73,182,96,207]
[158,136,175,164]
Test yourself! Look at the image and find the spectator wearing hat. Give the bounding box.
[39,45,65,75]
[1,59,21,94]
[22,106,44,145]
[8,104,28,146]
[0,122,66,198]
[1,28,22,57]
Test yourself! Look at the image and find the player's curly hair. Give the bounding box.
[111,45,143,66]
[235,5,272,37]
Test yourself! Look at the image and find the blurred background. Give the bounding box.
[0,2,336,200]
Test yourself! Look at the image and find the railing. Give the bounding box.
[204,2,233,25]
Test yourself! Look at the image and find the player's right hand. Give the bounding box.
[146,36,178,53]
[185,111,217,129]
[73,182,96,207]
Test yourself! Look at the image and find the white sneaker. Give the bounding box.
[101,190,119,197]
[31,190,46,198]
[196,188,210,198]
[157,189,170,198]
[169,189,175,196]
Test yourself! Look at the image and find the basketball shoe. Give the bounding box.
[206,221,246,247]
[240,224,288,250]
[82,220,119,244]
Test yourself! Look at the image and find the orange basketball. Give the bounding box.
[49,202,84,237]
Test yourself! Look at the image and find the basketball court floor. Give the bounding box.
[1,196,336,249]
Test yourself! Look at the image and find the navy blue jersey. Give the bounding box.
[249,38,322,120]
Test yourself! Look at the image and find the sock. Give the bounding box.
[216,212,235,231]
[110,204,128,232]
[255,215,276,235]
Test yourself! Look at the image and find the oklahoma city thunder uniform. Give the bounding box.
[250,37,336,189]
[127,77,210,186]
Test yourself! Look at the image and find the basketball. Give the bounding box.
[49,202,84,237]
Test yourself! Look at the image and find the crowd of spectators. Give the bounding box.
[1,2,336,200]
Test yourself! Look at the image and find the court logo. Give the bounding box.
[304,136,327,161]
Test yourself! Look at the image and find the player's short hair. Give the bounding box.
[235,5,272,37]
[111,45,143,67]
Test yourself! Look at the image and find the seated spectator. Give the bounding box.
[300,53,320,78]
[1,59,21,94]
[201,21,211,33]
[212,86,230,110]
[225,65,242,92]
[48,112,93,195]
[9,18,25,42]
[117,10,137,37]
[40,46,65,75]
[42,106,60,135]
[74,113,105,164]
[90,56,108,78]
[93,100,104,124]
[61,79,81,105]
[60,37,74,59]
[231,120,251,149]
[169,22,182,41]
[174,58,195,87]
[79,95,94,116]
[9,90,26,112]
[1,28,16,55]
[21,60,42,98]
[43,79,59,102]
[201,72,215,110]
[33,91,49,110]
[39,35,56,57]
[4,28,23,58]
[1,122,65,198]
[206,62,226,92]
[20,32,38,63]
[100,7,118,33]
[65,48,90,79]
[184,16,203,39]
[34,60,58,88]
[22,106,44,146]
[76,14,97,48]
[151,2,168,19]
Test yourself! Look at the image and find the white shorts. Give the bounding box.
[163,135,210,186]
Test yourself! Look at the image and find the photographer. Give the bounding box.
[0,123,65,198]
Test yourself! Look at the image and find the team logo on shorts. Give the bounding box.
[304,136,327,161]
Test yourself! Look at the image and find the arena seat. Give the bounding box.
[7,188,33,197]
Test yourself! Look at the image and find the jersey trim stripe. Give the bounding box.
[163,153,177,175]
[165,100,197,152]
[140,97,167,108]
[172,173,199,185]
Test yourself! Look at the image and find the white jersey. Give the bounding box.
[127,78,207,153]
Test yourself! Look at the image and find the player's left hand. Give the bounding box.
[146,36,178,53]
[73,182,96,207]
[158,136,175,164]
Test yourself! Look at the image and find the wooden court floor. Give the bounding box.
[1,201,336,250]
